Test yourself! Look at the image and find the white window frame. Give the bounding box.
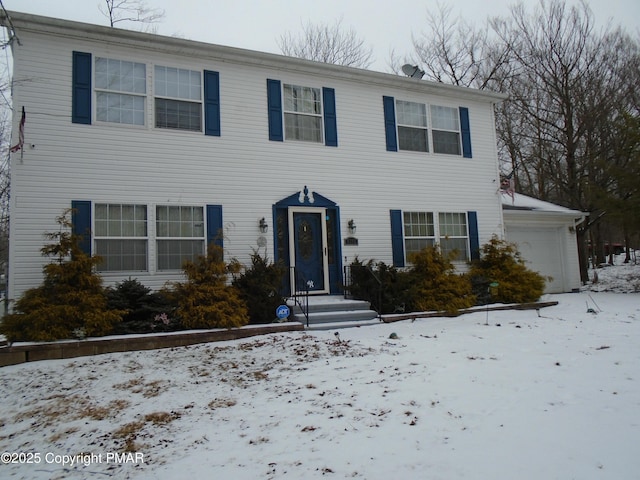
[438,212,469,261]
[403,211,435,259]
[154,65,203,132]
[155,205,206,271]
[283,83,324,143]
[403,211,470,262]
[94,203,148,272]
[430,105,462,155]
[94,57,147,126]
[396,100,429,152]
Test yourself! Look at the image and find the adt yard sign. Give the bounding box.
[276,305,290,320]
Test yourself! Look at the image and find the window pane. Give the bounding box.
[96,239,147,271]
[96,92,145,126]
[431,105,459,130]
[157,239,204,270]
[397,101,427,127]
[156,206,204,238]
[440,237,468,261]
[155,98,202,131]
[284,84,321,114]
[155,66,201,101]
[398,126,429,152]
[96,58,146,94]
[433,130,461,155]
[284,113,323,142]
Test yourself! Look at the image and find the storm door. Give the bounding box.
[289,207,329,294]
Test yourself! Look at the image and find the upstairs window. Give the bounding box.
[383,96,471,157]
[154,66,202,131]
[431,105,461,155]
[95,57,146,125]
[396,101,429,152]
[283,84,323,143]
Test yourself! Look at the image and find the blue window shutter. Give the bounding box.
[71,200,92,255]
[323,87,338,147]
[468,211,480,260]
[390,209,405,267]
[266,79,283,141]
[204,70,221,136]
[207,205,223,249]
[72,52,92,125]
[459,107,472,158]
[383,96,397,152]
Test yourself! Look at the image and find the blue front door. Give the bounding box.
[293,211,325,292]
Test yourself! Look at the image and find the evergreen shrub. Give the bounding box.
[0,210,124,342]
[407,246,476,314]
[347,257,413,314]
[469,236,546,304]
[169,244,249,329]
[232,250,287,324]
[106,278,179,334]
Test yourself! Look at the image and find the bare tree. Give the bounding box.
[394,0,640,280]
[408,2,513,90]
[278,18,374,69]
[99,0,164,31]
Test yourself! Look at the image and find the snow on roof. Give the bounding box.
[501,191,586,216]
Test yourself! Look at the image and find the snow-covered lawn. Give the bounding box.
[1,263,639,479]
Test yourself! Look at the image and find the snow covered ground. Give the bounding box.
[1,261,639,480]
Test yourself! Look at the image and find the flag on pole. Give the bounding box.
[10,106,25,153]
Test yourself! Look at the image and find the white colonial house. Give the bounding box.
[3,11,534,308]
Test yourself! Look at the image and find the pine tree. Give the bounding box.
[0,210,123,342]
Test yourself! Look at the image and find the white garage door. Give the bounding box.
[505,226,565,293]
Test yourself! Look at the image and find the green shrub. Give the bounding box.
[407,246,476,314]
[106,278,178,334]
[169,244,249,329]
[232,250,287,324]
[0,210,123,342]
[347,257,413,314]
[469,236,546,304]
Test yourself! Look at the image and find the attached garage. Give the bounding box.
[502,192,587,294]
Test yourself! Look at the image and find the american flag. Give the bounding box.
[501,173,515,204]
[10,106,25,153]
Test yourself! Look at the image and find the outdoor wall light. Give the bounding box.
[348,219,357,234]
[259,217,268,233]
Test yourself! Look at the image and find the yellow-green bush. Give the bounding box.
[169,244,249,329]
[469,236,546,304]
[408,246,476,314]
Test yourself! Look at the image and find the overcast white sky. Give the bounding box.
[3,0,639,72]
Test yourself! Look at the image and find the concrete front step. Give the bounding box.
[286,295,380,328]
